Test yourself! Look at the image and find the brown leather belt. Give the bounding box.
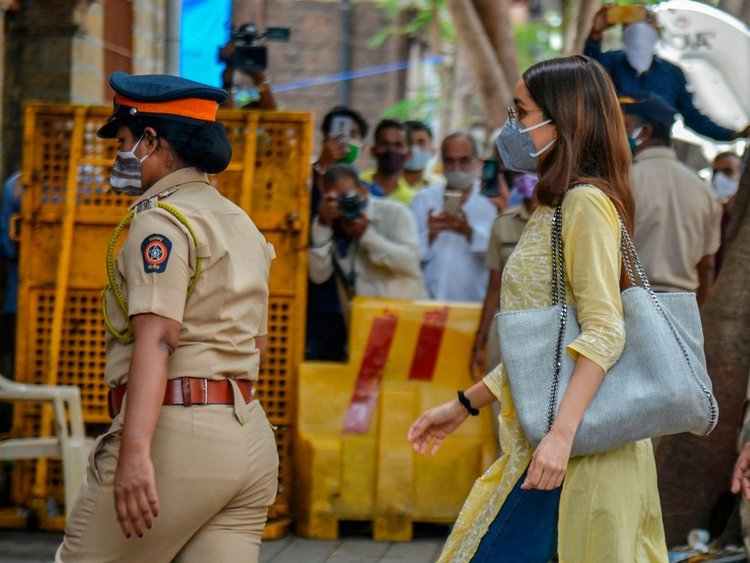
[108,377,254,418]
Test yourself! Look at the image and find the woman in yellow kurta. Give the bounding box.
[408,56,668,562]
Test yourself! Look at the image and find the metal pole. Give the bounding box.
[165,0,182,75]
[340,0,352,106]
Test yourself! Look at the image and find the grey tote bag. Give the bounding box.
[496,204,718,456]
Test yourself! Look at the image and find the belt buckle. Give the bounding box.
[199,378,208,405]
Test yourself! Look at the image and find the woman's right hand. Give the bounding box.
[114,445,160,538]
[407,399,469,456]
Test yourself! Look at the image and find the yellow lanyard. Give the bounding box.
[102,196,203,344]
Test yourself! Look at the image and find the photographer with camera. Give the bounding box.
[585,5,750,141]
[219,23,289,110]
[308,164,427,312]
[306,107,374,361]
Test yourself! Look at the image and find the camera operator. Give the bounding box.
[308,164,427,310]
[219,40,277,110]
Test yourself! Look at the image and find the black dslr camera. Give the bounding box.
[337,192,365,221]
[219,23,291,72]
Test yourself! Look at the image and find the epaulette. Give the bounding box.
[132,187,178,214]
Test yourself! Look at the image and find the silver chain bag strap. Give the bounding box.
[497,201,718,456]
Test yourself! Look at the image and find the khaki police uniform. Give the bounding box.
[57,167,278,562]
[631,147,722,292]
[484,204,530,369]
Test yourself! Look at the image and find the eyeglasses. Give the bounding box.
[507,106,545,121]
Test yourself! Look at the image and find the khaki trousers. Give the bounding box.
[56,400,278,562]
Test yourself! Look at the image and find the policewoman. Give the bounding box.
[56,72,278,562]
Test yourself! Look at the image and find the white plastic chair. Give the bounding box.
[0,374,93,516]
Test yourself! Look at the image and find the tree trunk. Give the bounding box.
[446,0,513,132]
[562,0,598,55]
[473,0,519,87]
[561,0,579,55]
[572,0,599,55]
[655,155,750,546]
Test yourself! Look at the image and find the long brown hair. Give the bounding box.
[522,55,635,234]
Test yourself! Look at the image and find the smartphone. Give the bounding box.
[330,115,353,144]
[480,159,500,197]
[443,191,463,214]
[605,4,648,25]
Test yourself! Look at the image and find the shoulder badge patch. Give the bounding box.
[141,234,172,273]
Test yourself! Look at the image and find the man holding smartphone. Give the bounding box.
[410,132,497,302]
[585,5,750,141]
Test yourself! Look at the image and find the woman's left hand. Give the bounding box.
[521,429,573,490]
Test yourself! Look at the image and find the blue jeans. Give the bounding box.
[470,467,561,563]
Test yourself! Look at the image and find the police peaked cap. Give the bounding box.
[98,72,228,138]
[618,92,677,129]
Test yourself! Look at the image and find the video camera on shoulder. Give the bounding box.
[337,191,365,221]
[219,23,291,72]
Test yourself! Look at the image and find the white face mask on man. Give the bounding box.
[444,169,476,191]
[623,23,659,75]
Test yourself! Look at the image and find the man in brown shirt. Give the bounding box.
[621,94,722,306]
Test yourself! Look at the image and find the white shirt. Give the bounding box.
[308,196,428,300]
[410,181,497,302]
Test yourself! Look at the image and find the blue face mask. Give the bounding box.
[495,116,555,174]
[404,147,431,172]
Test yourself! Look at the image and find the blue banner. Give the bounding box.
[180,0,232,86]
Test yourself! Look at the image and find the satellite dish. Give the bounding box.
[655,0,749,155]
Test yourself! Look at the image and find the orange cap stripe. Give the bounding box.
[115,94,217,121]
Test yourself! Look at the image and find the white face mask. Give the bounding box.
[444,169,476,190]
[712,172,739,201]
[628,125,644,148]
[623,23,658,75]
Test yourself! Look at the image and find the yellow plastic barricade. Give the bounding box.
[295,297,497,541]
[3,103,311,535]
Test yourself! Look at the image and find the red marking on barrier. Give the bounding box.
[342,312,399,434]
[408,307,450,381]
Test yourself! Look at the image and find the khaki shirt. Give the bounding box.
[631,147,721,292]
[104,167,274,387]
[485,204,530,272]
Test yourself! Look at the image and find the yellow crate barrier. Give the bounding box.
[295,297,498,542]
[4,103,311,534]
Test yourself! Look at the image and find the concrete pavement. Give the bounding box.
[0,529,446,562]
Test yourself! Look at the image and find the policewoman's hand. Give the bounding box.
[112,313,178,539]
[114,445,160,538]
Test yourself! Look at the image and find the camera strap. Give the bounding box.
[332,240,358,300]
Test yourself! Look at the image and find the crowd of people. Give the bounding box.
[303,106,744,376]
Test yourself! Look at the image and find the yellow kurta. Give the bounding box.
[439,186,668,562]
